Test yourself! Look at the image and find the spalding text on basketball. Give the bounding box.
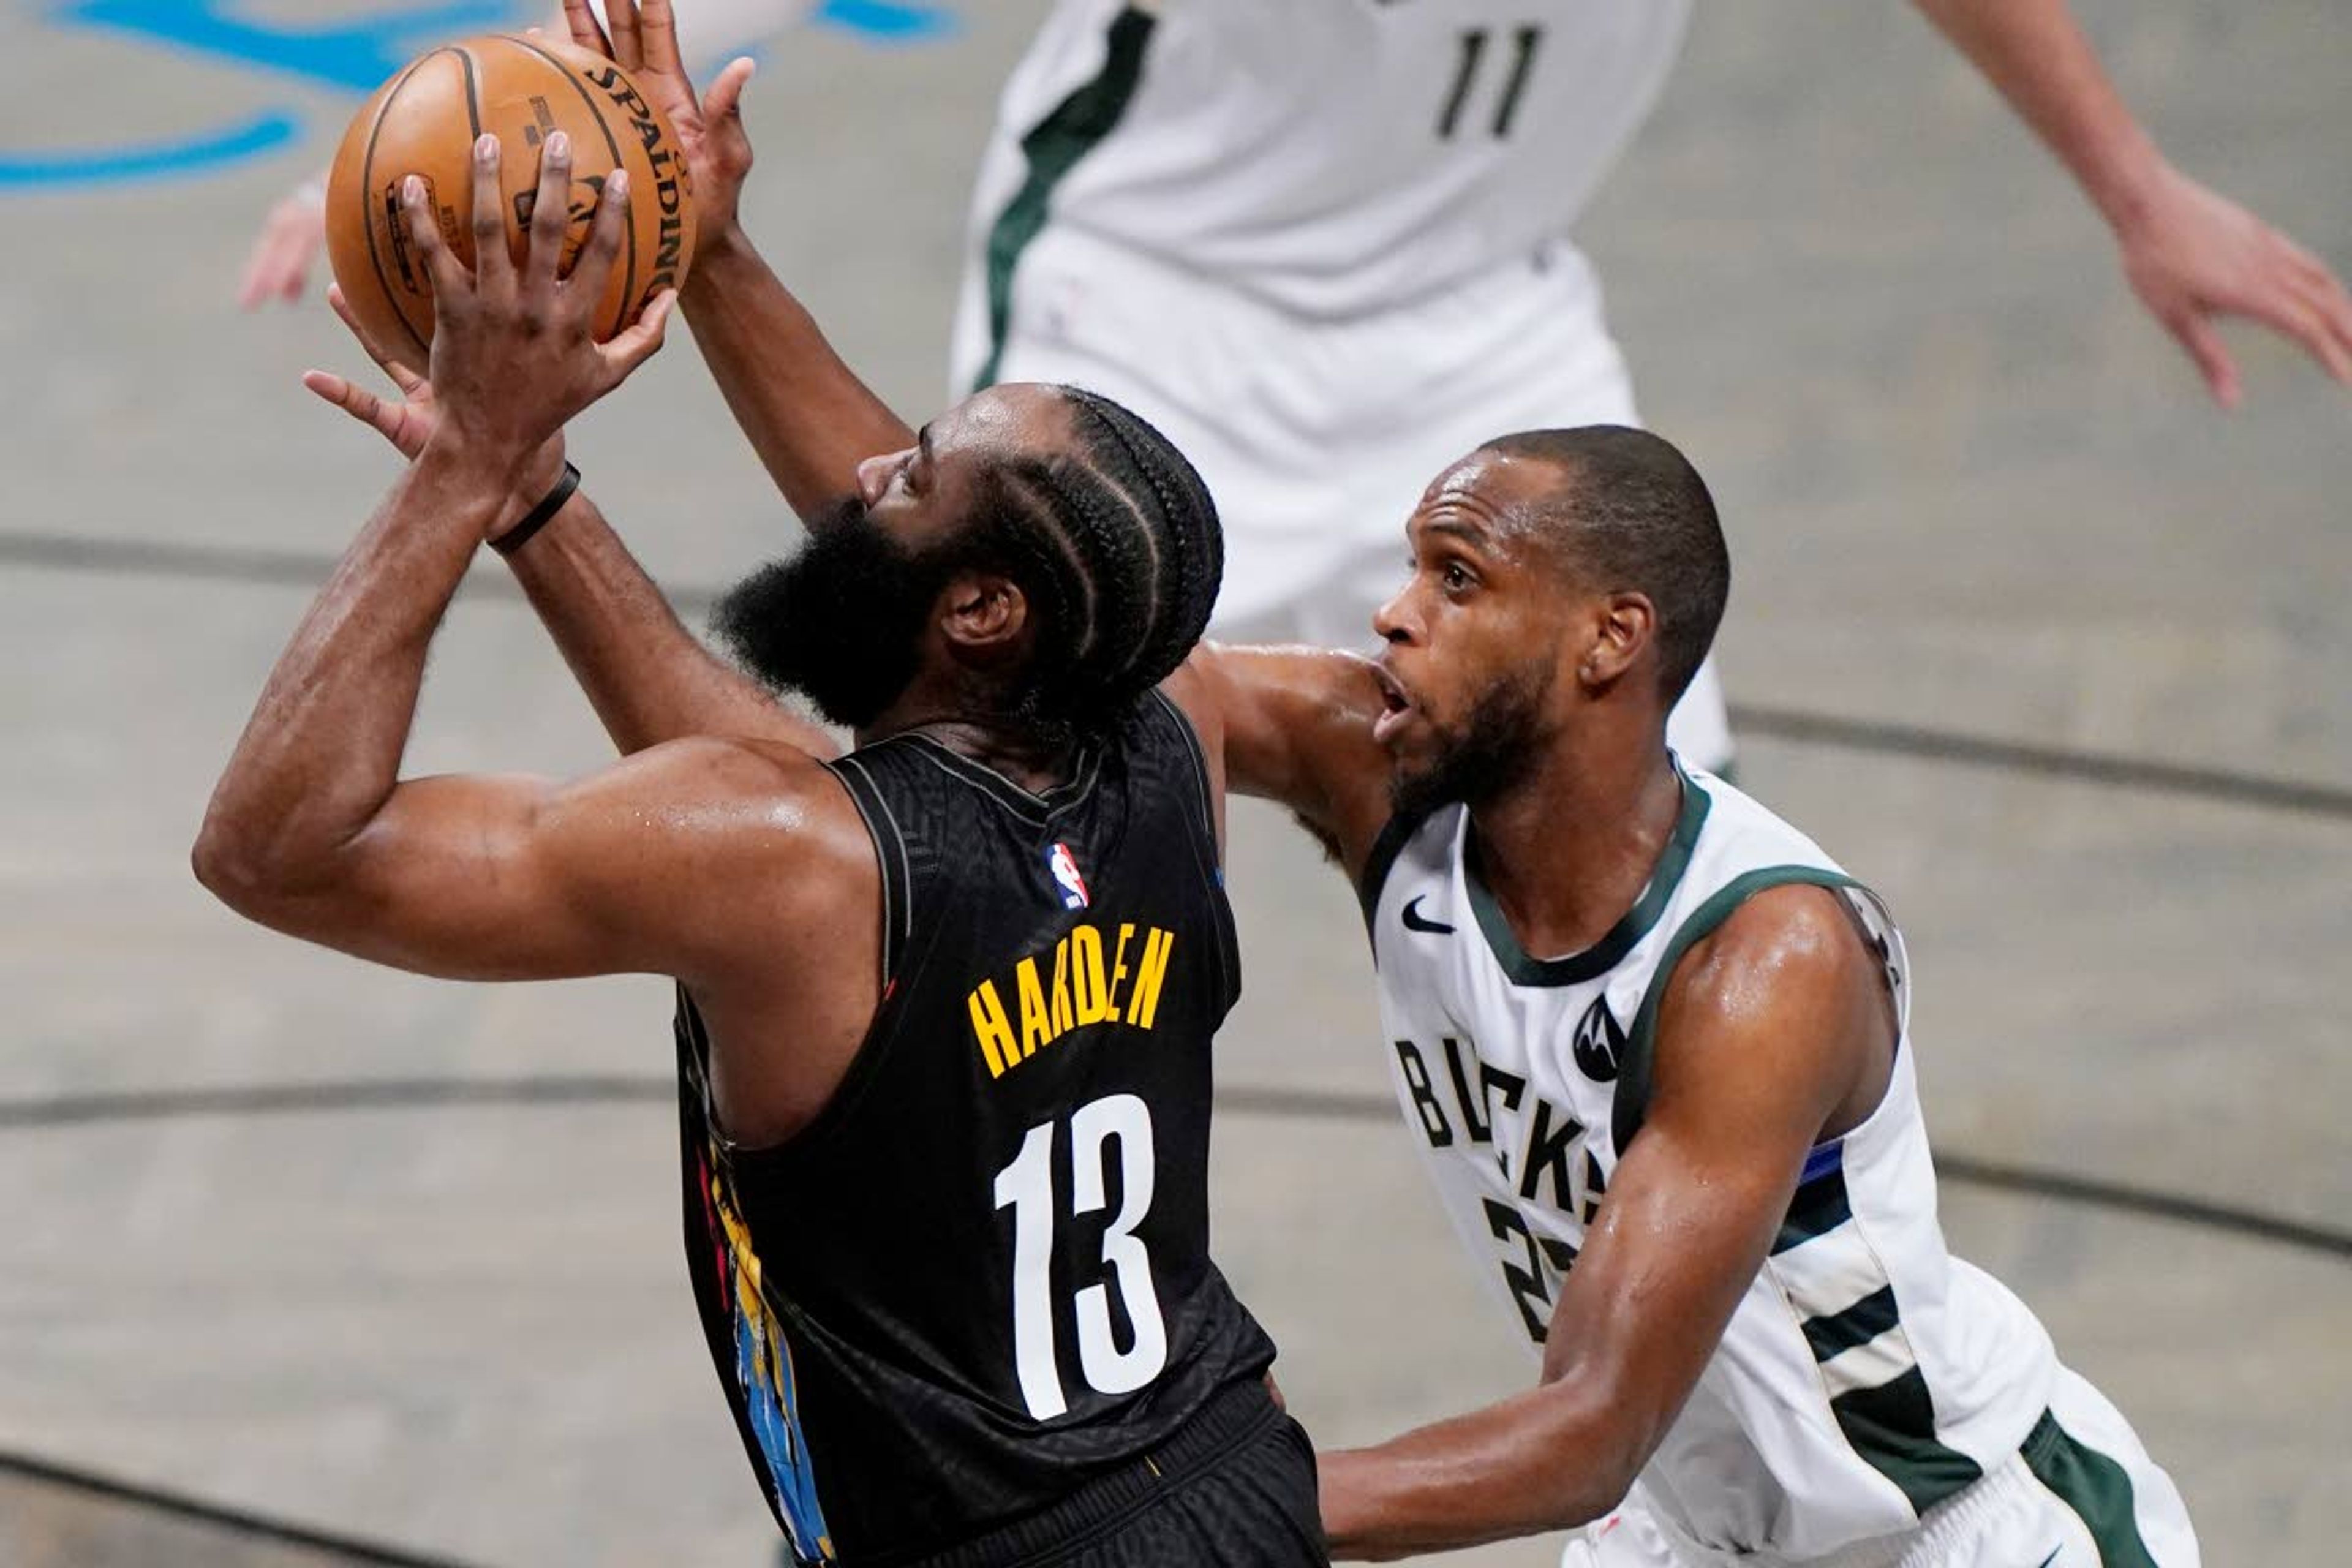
[583,64,693,301]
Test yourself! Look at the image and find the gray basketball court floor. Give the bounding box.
[2,2,2347,1563]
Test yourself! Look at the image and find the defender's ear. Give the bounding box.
[1577,590,1658,690]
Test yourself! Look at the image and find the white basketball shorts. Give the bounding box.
[1562,1368,2199,1567]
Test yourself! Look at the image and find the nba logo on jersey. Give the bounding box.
[1046,842,1090,910]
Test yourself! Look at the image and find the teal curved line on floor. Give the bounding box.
[0,110,300,189]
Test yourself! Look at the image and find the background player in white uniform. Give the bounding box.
[353,16,2199,1556]
[948,0,2352,774]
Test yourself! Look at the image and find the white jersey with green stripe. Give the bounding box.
[1362,763,2061,1560]
[977,0,1692,318]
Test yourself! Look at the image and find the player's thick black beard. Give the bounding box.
[1387,665,1550,822]
[712,496,951,731]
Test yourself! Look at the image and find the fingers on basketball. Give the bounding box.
[603,287,676,379]
[638,0,687,75]
[561,0,614,58]
[525,132,575,288]
[604,0,644,69]
[467,135,515,294]
[328,287,428,393]
[572,169,633,301]
[401,176,469,301]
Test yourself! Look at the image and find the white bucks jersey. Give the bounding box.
[1364,766,2062,1560]
[982,1,1692,316]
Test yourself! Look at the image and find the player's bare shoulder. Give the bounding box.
[1655,883,1896,1135]
[636,730,872,866]
[600,733,880,959]
[1675,884,1877,995]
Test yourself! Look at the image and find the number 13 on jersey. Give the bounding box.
[993,1093,1170,1420]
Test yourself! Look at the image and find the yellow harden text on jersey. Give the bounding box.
[964,922,1177,1079]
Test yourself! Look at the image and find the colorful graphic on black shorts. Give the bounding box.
[694,1144,835,1562]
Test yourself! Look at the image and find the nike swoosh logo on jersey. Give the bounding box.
[1401,895,1456,935]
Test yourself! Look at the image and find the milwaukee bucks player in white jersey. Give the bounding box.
[1363,763,2201,1565]
[1174,426,2200,1563]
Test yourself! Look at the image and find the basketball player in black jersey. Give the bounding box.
[198,133,1324,1564]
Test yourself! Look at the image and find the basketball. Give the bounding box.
[323,34,696,359]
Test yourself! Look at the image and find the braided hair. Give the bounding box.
[963,386,1224,739]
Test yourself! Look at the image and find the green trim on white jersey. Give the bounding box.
[1463,768,1711,987]
[970,7,1155,393]
[1612,862,1859,1151]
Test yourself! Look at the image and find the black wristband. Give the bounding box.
[490,461,581,557]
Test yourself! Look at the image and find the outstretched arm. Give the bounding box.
[193,441,802,985]
[1316,887,1893,1557]
[684,233,914,513]
[197,134,733,975]
[1160,641,1396,874]
[1913,0,2352,405]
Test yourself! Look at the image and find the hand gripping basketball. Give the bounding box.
[399,130,674,480]
[564,0,757,243]
[323,34,698,358]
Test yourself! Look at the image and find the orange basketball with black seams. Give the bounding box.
[324,34,697,358]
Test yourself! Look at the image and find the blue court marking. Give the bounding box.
[813,0,956,41]
[0,110,300,189]
[7,0,960,193]
[57,0,524,92]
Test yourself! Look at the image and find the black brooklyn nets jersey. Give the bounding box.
[674,693,1278,1564]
